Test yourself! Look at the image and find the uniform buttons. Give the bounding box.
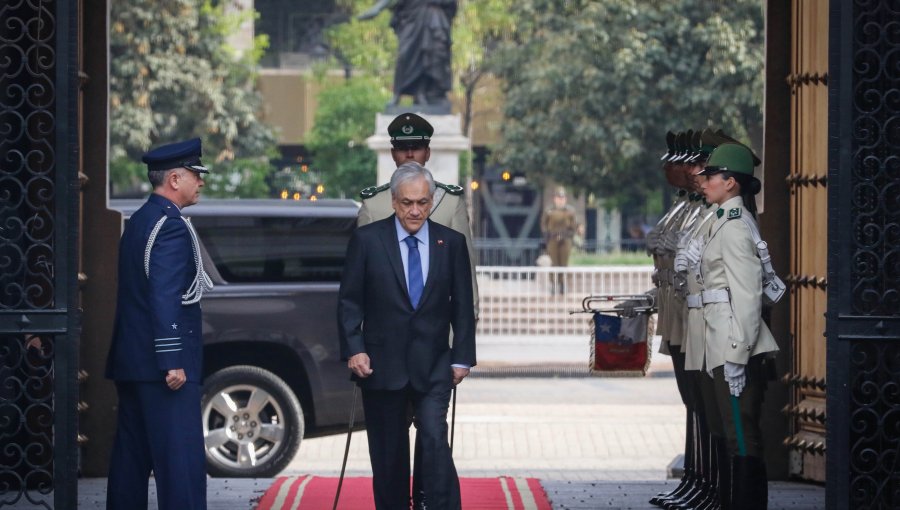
[731,343,737,349]
[747,345,752,351]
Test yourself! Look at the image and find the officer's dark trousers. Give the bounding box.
[107,382,206,510]
[711,360,766,458]
[363,384,460,510]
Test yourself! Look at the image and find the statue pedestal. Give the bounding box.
[367,113,471,186]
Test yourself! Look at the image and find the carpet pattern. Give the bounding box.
[255,476,552,510]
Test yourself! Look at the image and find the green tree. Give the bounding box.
[305,77,391,197]
[109,0,278,196]
[491,0,765,213]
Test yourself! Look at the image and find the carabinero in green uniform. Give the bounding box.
[696,143,779,510]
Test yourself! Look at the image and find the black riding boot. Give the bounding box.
[665,414,709,510]
[731,455,767,510]
[651,413,695,506]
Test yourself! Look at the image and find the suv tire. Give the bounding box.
[201,366,304,477]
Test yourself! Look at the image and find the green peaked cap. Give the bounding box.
[699,142,755,176]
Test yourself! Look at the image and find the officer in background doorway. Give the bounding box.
[105,138,214,510]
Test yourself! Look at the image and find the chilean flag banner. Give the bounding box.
[590,312,651,374]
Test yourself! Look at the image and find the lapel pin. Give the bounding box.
[437,239,444,245]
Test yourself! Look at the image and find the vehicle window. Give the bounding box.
[192,216,356,283]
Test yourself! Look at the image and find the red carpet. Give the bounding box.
[255,476,552,510]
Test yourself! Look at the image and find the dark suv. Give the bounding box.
[112,198,363,477]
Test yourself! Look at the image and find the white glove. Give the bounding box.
[724,361,746,397]
[675,238,704,273]
[674,249,690,273]
[645,228,660,253]
[661,230,680,254]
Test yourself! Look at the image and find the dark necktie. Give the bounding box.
[405,235,423,308]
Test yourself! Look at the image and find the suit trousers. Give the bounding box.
[107,381,206,510]
[363,384,460,510]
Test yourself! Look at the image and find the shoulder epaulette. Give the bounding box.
[359,183,390,199]
[435,181,464,196]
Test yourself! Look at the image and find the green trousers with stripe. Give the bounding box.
[711,355,768,458]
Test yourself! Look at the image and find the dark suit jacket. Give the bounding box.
[338,216,476,392]
[106,193,203,383]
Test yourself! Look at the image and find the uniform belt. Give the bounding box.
[701,288,730,305]
[686,294,703,308]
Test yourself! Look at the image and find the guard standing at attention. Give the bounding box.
[540,186,577,294]
[105,138,214,510]
[648,130,706,509]
[696,142,779,510]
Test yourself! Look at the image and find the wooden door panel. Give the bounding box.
[785,0,828,482]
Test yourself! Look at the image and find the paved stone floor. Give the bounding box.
[71,336,824,508]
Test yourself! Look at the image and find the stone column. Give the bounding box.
[367,113,471,185]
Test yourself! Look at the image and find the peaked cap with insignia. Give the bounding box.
[388,113,433,148]
[142,138,209,173]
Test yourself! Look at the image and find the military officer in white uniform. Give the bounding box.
[356,112,478,510]
[648,130,708,508]
[669,129,733,509]
[696,142,779,510]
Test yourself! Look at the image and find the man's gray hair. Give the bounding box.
[148,167,179,188]
[390,161,436,196]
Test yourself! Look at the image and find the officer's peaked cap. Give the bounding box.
[142,138,209,173]
[388,113,433,146]
[698,142,755,176]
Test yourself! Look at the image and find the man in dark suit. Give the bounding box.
[106,138,213,510]
[338,161,477,510]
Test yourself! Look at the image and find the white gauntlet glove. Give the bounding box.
[724,361,747,397]
[675,238,704,273]
[661,230,680,255]
[645,228,660,253]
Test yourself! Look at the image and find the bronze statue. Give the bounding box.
[359,0,457,113]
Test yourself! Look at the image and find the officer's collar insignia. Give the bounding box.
[727,207,742,219]
[716,208,724,219]
[402,124,414,135]
[678,189,688,197]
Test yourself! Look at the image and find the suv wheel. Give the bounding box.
[201,366,304,477]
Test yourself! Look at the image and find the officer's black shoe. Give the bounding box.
[662,481,704,510]
[650,472,693,506]
[730,455,767,510]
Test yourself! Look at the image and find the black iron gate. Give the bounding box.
[827,1,900,509]
[0,0,80,508]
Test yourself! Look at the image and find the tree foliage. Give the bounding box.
[305,77,392,197]
[109,0,278,196]
[491,0,765,212]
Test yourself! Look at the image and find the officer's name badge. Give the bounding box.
[727,208,742,219]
